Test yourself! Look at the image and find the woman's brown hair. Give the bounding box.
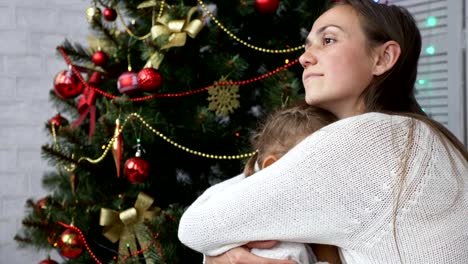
[331,0,468,161]
[244,101,337,176]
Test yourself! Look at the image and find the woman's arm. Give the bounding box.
[189,173,245,208]
[179,129,356,255]
[179,113,407,256]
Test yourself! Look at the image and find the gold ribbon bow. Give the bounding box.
[151,6,204,50]
[100,193,160,263]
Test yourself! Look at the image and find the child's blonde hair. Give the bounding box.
[244,101,338,176]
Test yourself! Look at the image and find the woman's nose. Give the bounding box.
[299,50,317,69]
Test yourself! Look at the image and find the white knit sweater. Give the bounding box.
[179,113,468,264]
[193,174,321,264]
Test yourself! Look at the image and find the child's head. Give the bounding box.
[244,102,337,176]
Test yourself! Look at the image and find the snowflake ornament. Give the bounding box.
[207,81,240,117]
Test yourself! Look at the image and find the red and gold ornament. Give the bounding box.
[111,118,123,178]
[92,50,108,66]
[56,228,84,259]
[103,7,117,21]
[70,171,78,195]
[117,71,140,95]
[53,69,84,99]
[137,67,163,92]
[255,0,279,14]
[124,144,150,184]
[49,113,68,127]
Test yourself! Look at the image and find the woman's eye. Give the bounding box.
[323,38,335,45]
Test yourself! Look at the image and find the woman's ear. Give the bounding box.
[372,40,401,76]
[261,155,278,169]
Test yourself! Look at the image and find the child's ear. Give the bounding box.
[261,155,278,169]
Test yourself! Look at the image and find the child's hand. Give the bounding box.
[205,246,298,264]
[245,240,279,249]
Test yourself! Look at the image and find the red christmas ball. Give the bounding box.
[255,0,279,14]
[124,156,150,184]
[92,50,108,66]
[56,229,84,259]
[54,70,84,99]
[117,71,140,95]
[39,258,59,264]
[137,68,163,92]
[103,7,117,21]
[49,114,68,127]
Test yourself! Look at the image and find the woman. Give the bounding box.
[178,1,468,263]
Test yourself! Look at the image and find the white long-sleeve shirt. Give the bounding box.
[179,113,468,264]
[192,174,322,264]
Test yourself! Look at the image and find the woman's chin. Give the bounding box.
[305,97,321,106]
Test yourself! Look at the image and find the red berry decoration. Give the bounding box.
[124,146,150,184]
[54,70,84,99]
[117,71,140,95]
[56,228,84,259]
[255,0,279,15]
[39,257,59,264]
[49,113,69,127]
[91,50,108,66]
[137,67,163,92]
[103,7,117,21]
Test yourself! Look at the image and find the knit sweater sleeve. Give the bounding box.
[188,173,246,209]
[178,113,410,256]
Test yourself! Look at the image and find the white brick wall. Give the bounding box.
[0,0,88,262]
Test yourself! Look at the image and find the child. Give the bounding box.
[243,102,341,264]
[182,101,340,264]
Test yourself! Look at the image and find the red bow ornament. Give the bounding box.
[72,72,100,141]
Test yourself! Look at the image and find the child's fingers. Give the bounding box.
[245,240,279,249]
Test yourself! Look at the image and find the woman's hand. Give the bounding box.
[205,242,297,264]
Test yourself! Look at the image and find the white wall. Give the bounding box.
[0,0,88,262]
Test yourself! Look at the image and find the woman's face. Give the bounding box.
[299,5,377,118]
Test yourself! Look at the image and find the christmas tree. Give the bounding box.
[15,0,326,263]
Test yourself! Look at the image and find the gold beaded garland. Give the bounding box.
[79,113,255,164]
[197,0,304,53]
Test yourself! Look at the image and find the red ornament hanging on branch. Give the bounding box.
[56,228,84,259]
[111,118,123,178]
[91,50,108,66]
[117,71,140,95]
[53,69,84,99]
[39,257,59,264]
[49,113,68,128]
[255,0,279,15]
[124,142,150,184]
[103,7,117,22]
[137,67,163,92]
